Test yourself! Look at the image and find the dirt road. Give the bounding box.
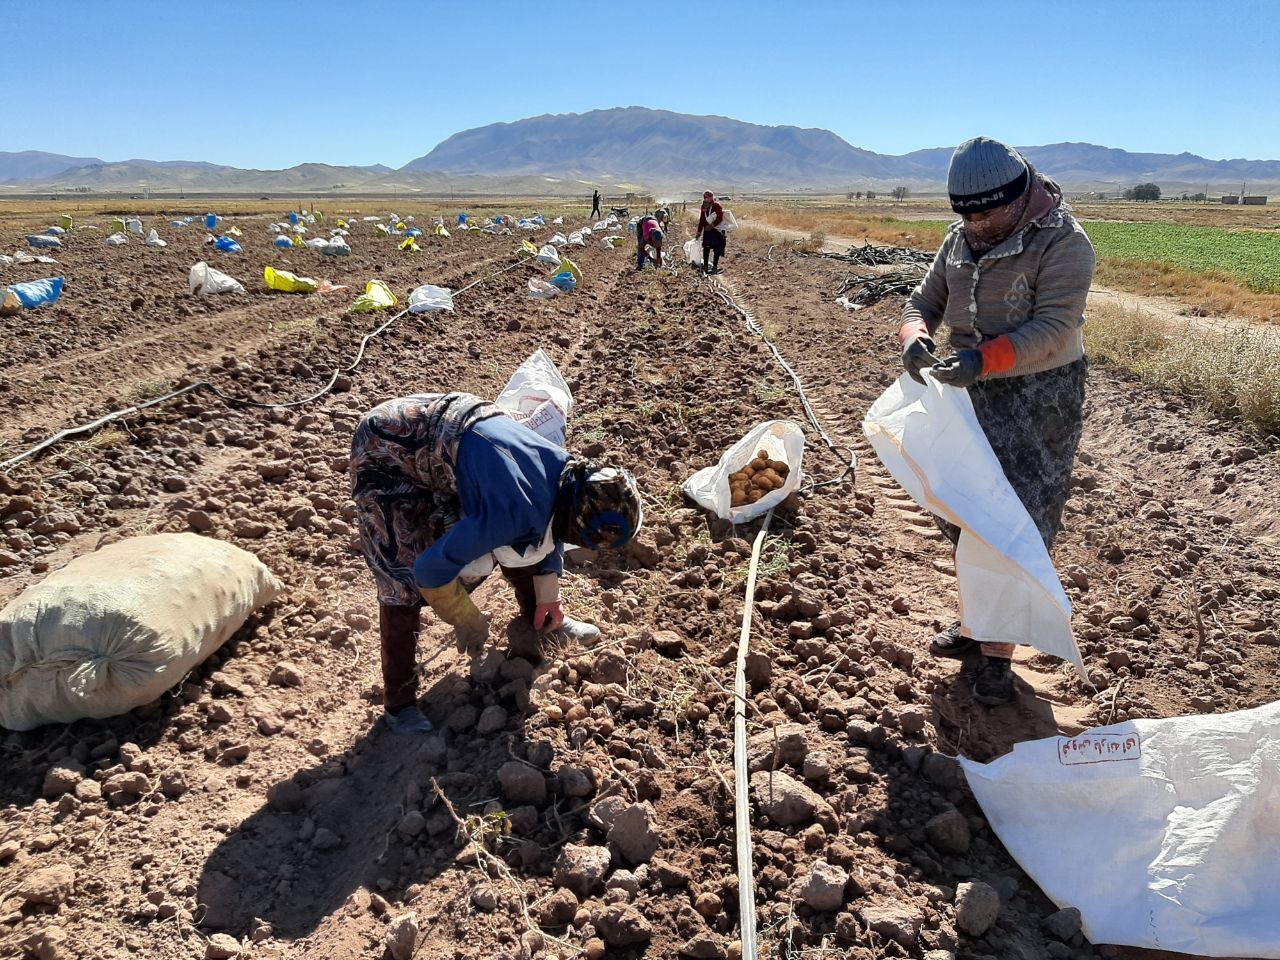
[1,213,1277,960]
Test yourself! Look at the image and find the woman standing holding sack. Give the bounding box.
[898,136,1096,705]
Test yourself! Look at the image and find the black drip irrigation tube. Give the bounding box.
[0,256,533,473]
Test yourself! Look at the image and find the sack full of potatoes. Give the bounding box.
[0,533,281,730]
[683,420,805,523]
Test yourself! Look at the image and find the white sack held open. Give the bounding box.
[863,372,1083,673]
[684,420,804,523]
[961,701,1280,958]
[0,534,282,730]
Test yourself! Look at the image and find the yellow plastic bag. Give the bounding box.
[351,279,397,313]
[517,239,539,258]
[434,224,450,237]
[264,266,318,294]
[336,219,348,228]
[225,226,243,237]
[399,237,419,252]
[291,234,304,247]
[560,255,582,287]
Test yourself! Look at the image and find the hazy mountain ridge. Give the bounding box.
[6,109,1279,195]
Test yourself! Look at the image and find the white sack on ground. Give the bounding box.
[0,534,281,730]
[407,284,454,314]
[863,372,1083,672]
[684,420,804,524]
[683,238,701,265]
[961,701,1280,957]
[527,278,559,299]
[496,348,573,446]
[189,262,245,297]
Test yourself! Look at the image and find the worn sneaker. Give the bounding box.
[972,656,1015,706]
[553,617,601,645]
[382,704,434,735]
[929,622,977,659]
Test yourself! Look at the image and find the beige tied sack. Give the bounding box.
[0,533,281,730]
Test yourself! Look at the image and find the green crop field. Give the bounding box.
[1080,222,1280,292]
[886,218,1280,293]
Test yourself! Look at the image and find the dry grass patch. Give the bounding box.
[1086,300,1280,437]
[737,203,945,251]
[1095,259,1280,324]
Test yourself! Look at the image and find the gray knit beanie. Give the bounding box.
[947,137,1029,213]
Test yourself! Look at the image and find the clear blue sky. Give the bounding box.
[11,0,1278,168]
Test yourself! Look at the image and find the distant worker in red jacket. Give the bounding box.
[635,214,665,270]
[696,191,727,274]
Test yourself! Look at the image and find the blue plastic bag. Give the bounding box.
[26,235,61,249]
[289,211,299,225]
[273,236,293,249]
[549,272,576,292]
[205,213,218,229]
[406,228,423,238]
[214,236,241,253]
[457,213,467,224]
[7,277,64,309]
[45,226,65,236]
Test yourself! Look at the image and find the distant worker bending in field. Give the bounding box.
[591,189,602,220]
[350,392,643,735]
[898,135,1096,705]
[635,213,665,270]
[696,190,727,274]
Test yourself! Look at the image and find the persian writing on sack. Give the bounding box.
[1057,733,1141,766]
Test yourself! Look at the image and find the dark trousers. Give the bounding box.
[378,565,539,710]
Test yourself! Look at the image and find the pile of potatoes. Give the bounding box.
[729,449,790,507]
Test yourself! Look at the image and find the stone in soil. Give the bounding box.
[594,903,654,947]
[860,903,923,949]
[554,843,611,897]
[386,913,419,960]
[954,880,1000,936]
[751,770,835,827]
[498,760,547,806]
[42,762,85,798]
[204,932,241,958]
[925,808,971,855]
[1044,906,1083,942]
[22,927,68,960]
[607,801,660,864]
[536,887,579,926]
[800,859,848,911]
[18,864,76,907]
[680,931,727,958]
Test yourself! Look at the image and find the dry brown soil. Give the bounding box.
[1,213,1277,960]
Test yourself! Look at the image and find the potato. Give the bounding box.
[756,449,770,461]
[747,488,763,503]
[761,468,782,489]
[751,474,771,490]
[729,471,749,485]
[768,460,788,474]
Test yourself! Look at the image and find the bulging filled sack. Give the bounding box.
[684,420,805,523]
[0,534,282,730]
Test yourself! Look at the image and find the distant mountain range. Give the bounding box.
[6,107,1279,196]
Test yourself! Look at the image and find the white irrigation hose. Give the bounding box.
[733,507,772,960]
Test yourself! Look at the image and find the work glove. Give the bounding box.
[901,334,941,384]
[932,349,985,389]
[532,574,565,633]
[420,581,488,654]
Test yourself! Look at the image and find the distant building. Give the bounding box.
[1242,195,1268,205]
[1220,195,1239,204]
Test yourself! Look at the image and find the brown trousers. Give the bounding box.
[379,566,539,711]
